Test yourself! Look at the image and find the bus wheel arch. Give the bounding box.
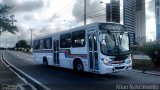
[73,58,84,72]
[43,56,48,67]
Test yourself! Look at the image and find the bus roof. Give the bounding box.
[34,22,123,40]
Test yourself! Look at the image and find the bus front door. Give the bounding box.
[53,40,60,65]
[88,32,99,71]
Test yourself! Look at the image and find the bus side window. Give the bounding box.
[34,40,40,50]
[60,33,71,48]
[93,35,97,51]
[72,30,85,47]
[88,35,92,51]
[45,37,52,49]
[40,39,44,49]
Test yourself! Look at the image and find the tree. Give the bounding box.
[132,36,145,51]
[140,40,160,66]
[16,40,27,49]
[15,40,31,52]
[0,4,18,34]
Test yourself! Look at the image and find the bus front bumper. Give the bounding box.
[99,64,132,74]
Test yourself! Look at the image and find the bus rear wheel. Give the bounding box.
[43,57,48,67]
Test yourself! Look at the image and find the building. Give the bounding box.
[106,0,146,45]
[123,0,136,45]
[106,0,120,23]
[135,0,146,43]
[123,0,146,45]
[155,0,160,40]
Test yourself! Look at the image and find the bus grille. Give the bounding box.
[115,66,125,69]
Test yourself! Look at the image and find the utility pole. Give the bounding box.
[17,36,20,50]
[30,29,33,49]
[110,4,112,22]
[0,28,2,35]
[5,39,7,49]
[84,0,86,25]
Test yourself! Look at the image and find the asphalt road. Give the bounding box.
[2,50,160,90]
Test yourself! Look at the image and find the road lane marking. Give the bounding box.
[27,59,33,61]
[2,53,51,90]
[16,55,33,62]
[7,51,32,62]
[0,53,37,90]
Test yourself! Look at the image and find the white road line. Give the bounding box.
[0,54,37,90]
[2,54,51,90]
[27,59,33,61]
[16,55,33,62]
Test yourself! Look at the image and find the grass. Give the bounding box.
[132,59,160,71]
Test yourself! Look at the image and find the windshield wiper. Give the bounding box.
[107,30,121,54]
[107,30,115,41]
[113,33,121,55]
[119,31,125,44]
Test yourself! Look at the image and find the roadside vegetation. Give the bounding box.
[133,59,160,71]
[14,40,31,53]
[139,40,160,66]
[131,40,160,71]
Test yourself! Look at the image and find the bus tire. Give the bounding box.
[43,57,48,67]
[74,60,84,72]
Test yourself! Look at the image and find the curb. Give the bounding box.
[131,69,160,76]
[1,53,51,90]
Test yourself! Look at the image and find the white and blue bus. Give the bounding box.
[32,22,132,74]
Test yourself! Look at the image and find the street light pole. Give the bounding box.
[30,29,33,49]
[6,39,7,49]
[84,0,86,25]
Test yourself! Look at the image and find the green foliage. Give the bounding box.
[140,40,160,66]
[0,4,18,34]
[15,40,30,49]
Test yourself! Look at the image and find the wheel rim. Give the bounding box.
[77,63,82,71]
[44,60,47,66]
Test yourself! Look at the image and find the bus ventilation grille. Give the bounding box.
[115,66,125,69]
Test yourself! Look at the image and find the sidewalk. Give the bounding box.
[132,54,160,76]
[132,54,150,60]
[0,55,32,90]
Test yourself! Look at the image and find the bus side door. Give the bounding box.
[53,39,60,65]
[87,29,99,71]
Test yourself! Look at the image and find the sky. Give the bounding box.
[146,0,156,42]
[0,0,156,47]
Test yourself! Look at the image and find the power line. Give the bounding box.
[48,1,75,21]
[45,0,155,35]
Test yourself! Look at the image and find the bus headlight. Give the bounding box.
[126,55,132,64]
[126,60,131,64]
[102,58,111,65]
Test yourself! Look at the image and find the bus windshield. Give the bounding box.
[100,31,130,55]
[99,24,130,56]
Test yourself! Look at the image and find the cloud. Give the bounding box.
[2,0,44,13]
[0,23,31,47]
[23,14,35,21]
[146,0,155,20]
